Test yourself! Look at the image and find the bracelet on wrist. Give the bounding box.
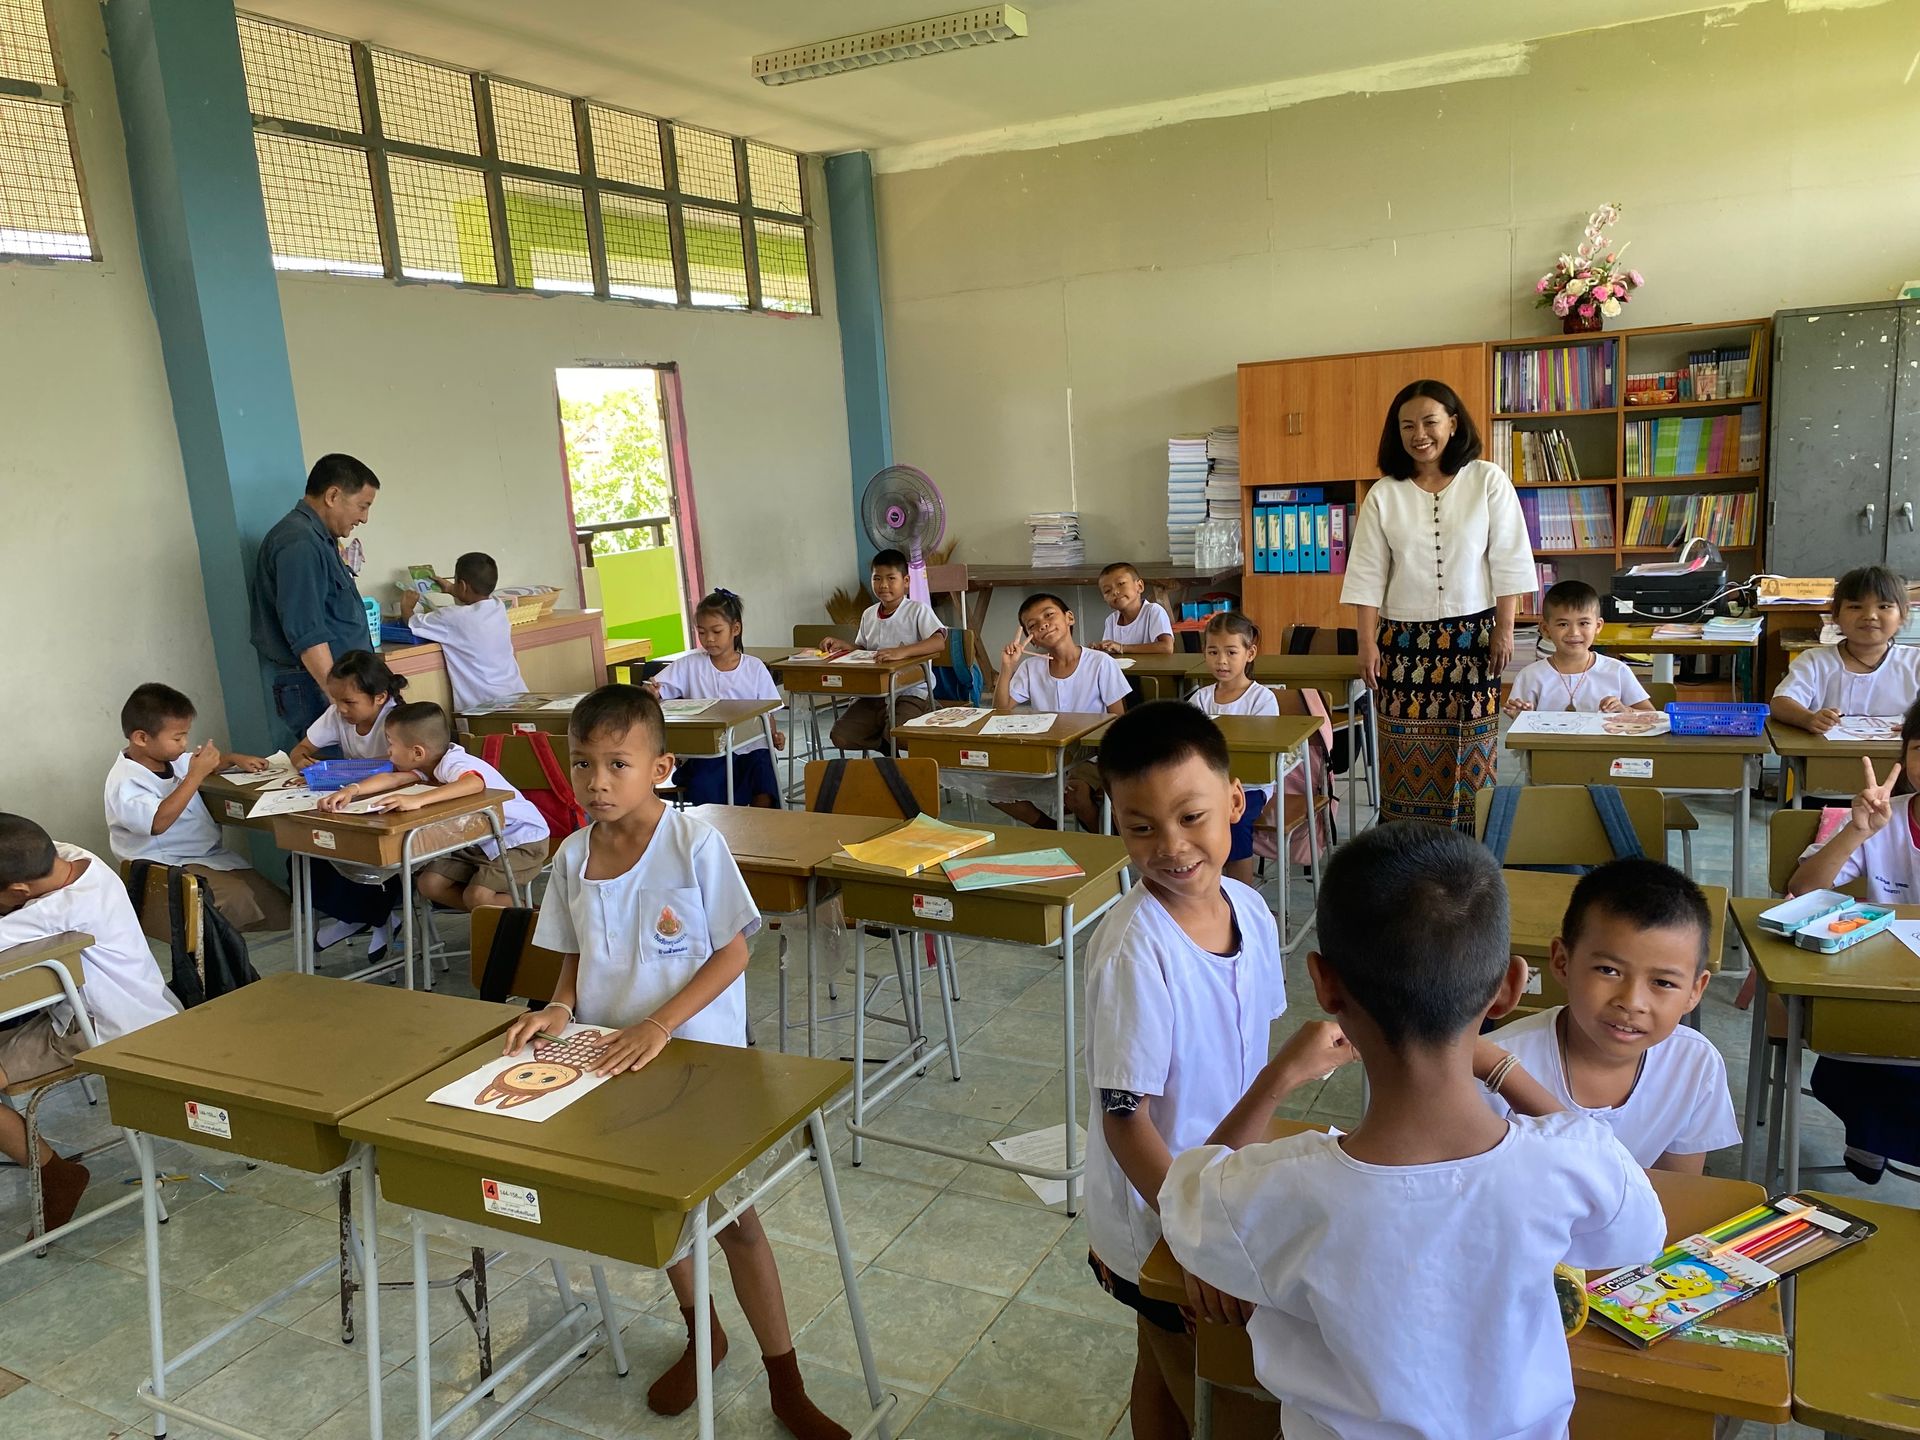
[641,1015,672,1043]
[545,1001,573,1022]
[1483,1053,1520,1096]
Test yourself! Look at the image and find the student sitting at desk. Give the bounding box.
[0,812,182,1230]
[821,547,944,753]
[1188,611,1282,887]
[1095,561,1176,656]
[503,685,850,1440]
[1085,704,1295,1438]
[398,551,527,714]
[104,683,291,933]
[1770,564,1920,735]
[318,701,549,914]
[1160,822,1664,1440]
[1788,720,1920,1186]
[645,588,785,808]
[287,649,406,769]
[1503,580,1654,716]
[1486,859,1738,1173]
[988,592,1129,831]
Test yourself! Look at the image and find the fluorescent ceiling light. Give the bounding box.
[753,6,1027,86]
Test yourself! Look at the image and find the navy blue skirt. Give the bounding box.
[676,748,782,807]
[1228,789,1270,862]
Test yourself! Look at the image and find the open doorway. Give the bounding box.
[556,365,702,657]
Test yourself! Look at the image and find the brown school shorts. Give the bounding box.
[423,839,549,895]
[0,1013,86,1086]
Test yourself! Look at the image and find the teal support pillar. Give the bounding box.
[826,151,892,571]
[105,0,306,751]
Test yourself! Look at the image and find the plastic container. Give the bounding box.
[1757,889,1854,936]
[302,759,394,792]
[1791,901,1896,954]
[1664,702,1770,737]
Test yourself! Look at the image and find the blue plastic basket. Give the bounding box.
[1664,702,1769,737]
[302,758,394,791]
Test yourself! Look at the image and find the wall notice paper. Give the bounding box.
[1507,711,1671,738]
[426,1024,620,1123]
[980,713,1057,736]
[990,1123,1088,1206]
[1825,716,1901,742]
[221,751,296,787]
[660,698,718,717]
[902,707,993,729]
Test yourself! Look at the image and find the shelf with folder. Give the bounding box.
[1492,405,1620,419]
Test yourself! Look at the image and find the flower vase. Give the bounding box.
[1563,310,1604,335]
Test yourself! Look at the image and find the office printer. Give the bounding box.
[1608,539,1728,619]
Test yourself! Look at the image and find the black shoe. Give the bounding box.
[1843,1147,1887,1185]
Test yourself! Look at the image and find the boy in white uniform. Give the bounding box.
[319,701,549,913]
[822,547,945,753]
[503,686,849,1439]
[1096,562,1176,655]
[1504,580,1653,715]
[1485,858,1738,1172]
[1085,703,1306,1436]
[0,812,182,1230]
[399,551,527,714]
[1771,564,1920,735]
[1160,821,1665,1440]
[104,682,291,932]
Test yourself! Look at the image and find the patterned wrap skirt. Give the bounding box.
[1376,608,1499,832]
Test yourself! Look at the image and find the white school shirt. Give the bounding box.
[1486,1007,1740,1167]
[855,599,944,699]
[428,745,550,858]
[304,697,397,761]
[1102,601,1173,647]
[1160,1114,1665,1440]
[1507,654,1651,714]
[1773,643,1920,717]
[104,753,248,871]
[533,807,761,1047]
[1339,461,1538,622]
[0,845,181,1043]
[1084,879,1286,1282]
[1008,648,1131,713]
[652,651,781,755]
[1188,681,1282,803]
[408,599,527,713]
[1824,793,1920,902]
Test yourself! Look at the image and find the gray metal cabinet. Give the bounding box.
[1768,300,1920,577]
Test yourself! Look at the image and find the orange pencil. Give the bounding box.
[1711,1209,1802,1257]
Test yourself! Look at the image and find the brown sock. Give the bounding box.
[38,1155,90,1234]
[764,1348,850,1440]
[647,1302,728,1416]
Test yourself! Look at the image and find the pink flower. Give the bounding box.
[1579,300,1597,319]
[1536,276,1551,293]
[1628,269,1644,286]
[1552,294,1573,316]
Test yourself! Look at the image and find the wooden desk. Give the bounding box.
[1594,623,1761,694]
[1505,728,1766,896]
[688,805,892,1058]
[75,974,518,1440]
[1252,653,1374,821]
[817,825,1130,1213]
[1123,652,1206,700]
[1766,718,1896,799]
[1730,898,1920,1192]
[342,1035,891,1440]
[892,710,1113,823]
[1794,1191,1920,1439]
[926,561,1241,636]
[603,635,653,683]
[383,608,607,715]
[199,772,288,834]
[1140,1145,1787,1438]
[273,789,513,988]
[1504,870,1729,1014]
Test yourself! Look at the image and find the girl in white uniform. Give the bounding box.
[1772,565,1920,734]
[648,589,785,807]
[289,649,405,768]
[1188,611,1280,884]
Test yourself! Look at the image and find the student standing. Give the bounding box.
[399,552,528,714]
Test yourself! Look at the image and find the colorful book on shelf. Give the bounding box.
[838,815,994,876]
[939,847,1086,891]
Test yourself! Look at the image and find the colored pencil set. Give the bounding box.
[1699,1194,1871,1275]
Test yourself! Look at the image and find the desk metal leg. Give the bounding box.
[1741,969,1771,1184]
[806,878,820,1058]
[1195,1374,1215,1440]
[1056,755,1068,831]
[809,1112,891,1440]
[724,728,736,805]
[1733,757,1754,897]
[295,854,313,976]
[692,1198,716,1440]
[138,1132,170,1438]
[1062,902,1080,1217]
[851,925,867,1166]
[1304,742,1322,895]
[1782,994,1806,1192]
[400,831,420,991]
[359,1147,383,1440]
[413,1218,434,1440]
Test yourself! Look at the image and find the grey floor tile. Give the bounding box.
[874,1192,1069,1299]
[935,1300,1134,1440]
[0,1382,128,1440]
[795,1266,1004,1396]
[904,1396,1082,1437]
[38,1288,276,1425]
[168,1325,370,1439]
[1013,1219,1131,1329]
[759,1166,939,1265]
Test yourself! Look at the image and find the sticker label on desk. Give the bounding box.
[959,749,989,768]
[822,674,843,689]
[224,801,246,819]
[185,1101,232,1139]
[1609,758,1653,780]
[513,722,537,734]
[912,894,954,922]
[1524,966,1542,996]
[481,1178,541,1224]
[310,829,337,851]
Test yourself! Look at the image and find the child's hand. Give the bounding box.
[641,680,662,697]
[228,753,271,773]
[593,1017,671,1075]
[502,1005,570,1053]
[1272,1019,1354,1089]
[873,646,908,663]
[369,791,428,813]
[1850,757,1901,838]
[1502,697,1531,717]
[772,726,786,751]
[1001,628,1028,672]
[1184,1272,1256,1326]
[1598,695,1625,714]
[187,741,223,779]
[819,637,851,657]
[1095,639,1122,655]
[317,786,355,813]
[399,590,421,618]
[1810,707,1843,735]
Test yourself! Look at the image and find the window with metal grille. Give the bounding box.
[236,12,815,314]
[0,0,93,261]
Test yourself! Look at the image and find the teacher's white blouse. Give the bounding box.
[1339,461,1537,623]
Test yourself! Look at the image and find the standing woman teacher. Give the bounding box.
[1340,380,1536,831]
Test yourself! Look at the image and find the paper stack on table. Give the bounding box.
[1205,426,1240,521]
[839,814,993,875]
[980,713,1057,736]
[1027,513,1085,568]
[902,707,993,729]
[221,751,296,787]
[1167,434,1208,564]
[659,698,718,717]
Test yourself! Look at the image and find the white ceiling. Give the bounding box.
[247,0,1752,159]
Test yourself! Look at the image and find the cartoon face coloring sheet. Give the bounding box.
[427,1024,619,1123]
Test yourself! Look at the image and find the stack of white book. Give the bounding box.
[1027,511,1085,567]
[1205,426,1240,521]
[1167,435,1209,564]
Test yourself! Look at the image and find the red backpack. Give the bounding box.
[480,730,586,842]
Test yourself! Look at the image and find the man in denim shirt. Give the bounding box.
[249,454,381,741]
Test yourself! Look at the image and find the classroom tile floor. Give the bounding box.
[0,754,1909,1438]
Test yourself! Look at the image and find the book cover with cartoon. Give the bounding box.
[1586,1240,1774,1345]
[426,1023,620,1124]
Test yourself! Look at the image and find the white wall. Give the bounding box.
[0,0,223,855]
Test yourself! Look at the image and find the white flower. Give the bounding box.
[1600,298,1623,318]
[1565,278,1588,297]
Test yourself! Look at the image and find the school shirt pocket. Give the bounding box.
[639,888,712,969]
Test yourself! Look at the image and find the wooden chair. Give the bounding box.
[1472,785,1668,869]
[120,861,206,1002]
[1645,683,1701,874]
[800,757,960,1077]
[469,904,567,1006]
[794,623,856,649]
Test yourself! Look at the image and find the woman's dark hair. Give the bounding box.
[1377,379,1482,480]
[1202,610,1260,649]
[694,589,744,652]
[329,649,406,701]
[1833,565,1908,614]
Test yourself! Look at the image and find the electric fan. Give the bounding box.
[861,465,946,606]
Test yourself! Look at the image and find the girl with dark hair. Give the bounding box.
[645,589,786,807]
[288,649,407,769]
[1341,379,1536,830]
